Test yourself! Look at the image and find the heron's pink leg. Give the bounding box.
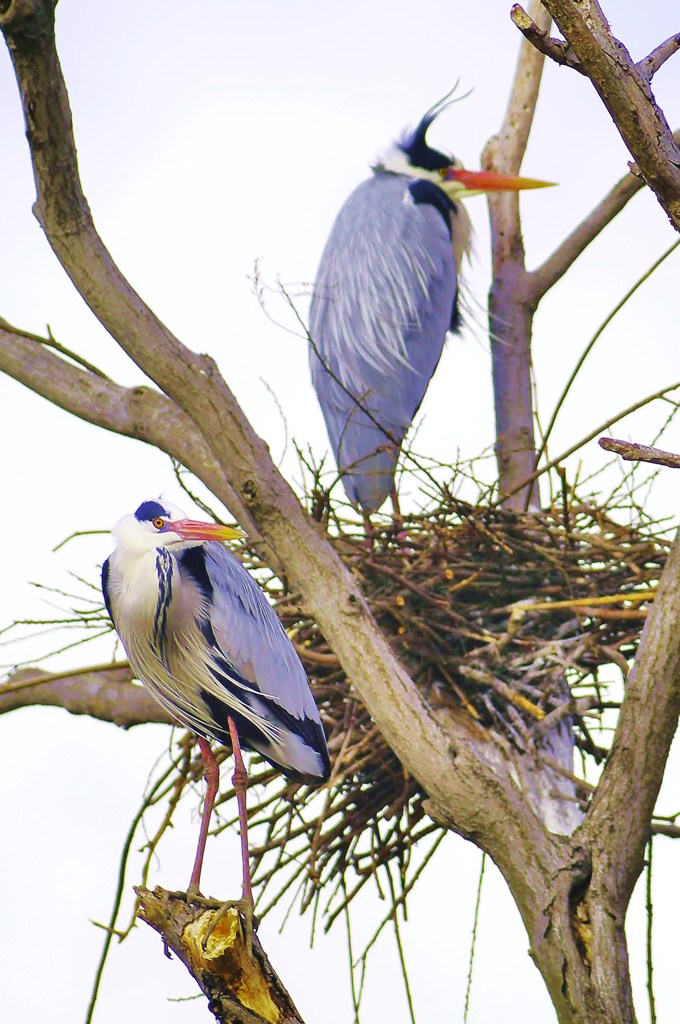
[227,716,253,903]
[362,512,374,550]
[390,487,402,526]
[183,723,256,957]
[188,735,220,893]
[390,488,407,542]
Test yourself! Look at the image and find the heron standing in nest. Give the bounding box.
[309,92,552,534]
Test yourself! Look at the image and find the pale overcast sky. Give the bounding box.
[1,2,679,1022]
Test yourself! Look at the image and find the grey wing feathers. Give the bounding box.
[203,544,320,723]
[309,174,457,509]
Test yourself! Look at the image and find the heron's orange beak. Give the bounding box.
[169,518,244,542]
[444,168,555,193]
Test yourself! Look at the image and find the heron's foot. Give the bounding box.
[204,896,257,960]
[179,889,257,960]
[166,884,211,904]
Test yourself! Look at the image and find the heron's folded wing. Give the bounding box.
[309,173,458,430]
[200,543,320,725]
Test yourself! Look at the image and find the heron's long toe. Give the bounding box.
[200,895,258,961]
[169,889,258,961]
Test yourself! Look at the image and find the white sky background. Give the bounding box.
[1,1,679,1022]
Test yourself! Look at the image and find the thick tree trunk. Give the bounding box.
[483,0,550,509]
[489,278,539,509]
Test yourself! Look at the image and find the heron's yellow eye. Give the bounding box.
[152,517,165,530]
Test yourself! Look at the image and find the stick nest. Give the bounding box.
[216,494,668,927]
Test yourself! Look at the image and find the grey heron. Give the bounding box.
[102,498,330,932]
[309,94,552,524]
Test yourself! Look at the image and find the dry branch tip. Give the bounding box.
[510,4,584,73]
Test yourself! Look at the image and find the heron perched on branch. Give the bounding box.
[102,499,330,934]
[309,93,552,525]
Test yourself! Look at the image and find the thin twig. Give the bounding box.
[537,240,680,466]
[385,863,417,1024]
[645,835,657,1024]
[0,316,110,379]
[84,752,182,1024]
[0,661,130,695]
[343,881,362,1024]
[500,379,680,506]
[464,852,486,1023]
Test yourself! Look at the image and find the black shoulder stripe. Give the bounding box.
[101,558,115,625]
[177,545,217,645]
[408,180,461,332]
[407,179,455,236]
[178,545,214,600]
[450,297,462,335]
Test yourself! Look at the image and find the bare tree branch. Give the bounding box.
[528,119,679,301]
[495,375,680,508]
[0,320,265,545]
[651,821,680,839]
[527,170,643,299]
[510,4,584,73]
[524,0,680,230]
[599,436,680,468]
[483,0,551,508]
[0,316,111,377]
[485,0,552,179]
[639,33,680,82]
[577,528,680,1012]
[0,664,175,726]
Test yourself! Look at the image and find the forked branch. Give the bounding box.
[515,0,680,229]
